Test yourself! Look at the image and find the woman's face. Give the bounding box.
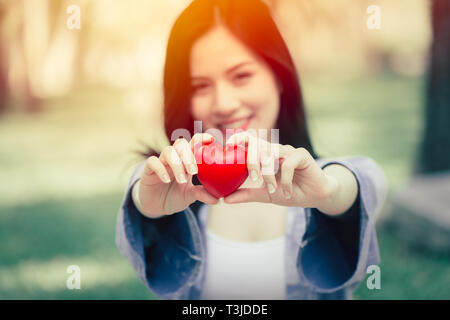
[190,24,281,143]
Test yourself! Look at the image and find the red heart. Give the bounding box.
[194,142,248,198]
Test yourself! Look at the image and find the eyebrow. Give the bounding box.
[190,61,253,81]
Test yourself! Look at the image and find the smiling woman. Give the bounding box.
[189,25,281,143]
[146,0,317,159]
[116,0,387,300]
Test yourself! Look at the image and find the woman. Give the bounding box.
[116,0,387,300]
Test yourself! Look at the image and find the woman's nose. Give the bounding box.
[212,81,240,117]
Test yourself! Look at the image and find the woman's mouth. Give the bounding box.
[218,116,253,134]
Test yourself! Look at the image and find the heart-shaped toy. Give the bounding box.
[194,142,248,198]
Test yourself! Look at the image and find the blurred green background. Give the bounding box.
[0,0,449,299]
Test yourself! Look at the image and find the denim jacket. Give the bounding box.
[116,156,387,300]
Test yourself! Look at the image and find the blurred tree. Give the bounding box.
[0,0,82,113]
[417,0,450,173]
[22,0,80,101]
[0,3,7,113]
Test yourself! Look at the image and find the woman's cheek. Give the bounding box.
[245,77,279,113]
[191,97,219,132]
[191,96,210,121]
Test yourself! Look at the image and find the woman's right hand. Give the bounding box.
[133,133,220,218]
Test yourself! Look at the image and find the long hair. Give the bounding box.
[140,0,319,160]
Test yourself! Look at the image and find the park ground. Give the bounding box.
[0,74,449,299]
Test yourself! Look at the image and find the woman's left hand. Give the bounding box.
[223,131,340,209]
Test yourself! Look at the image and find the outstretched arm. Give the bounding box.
[315,163,359,216]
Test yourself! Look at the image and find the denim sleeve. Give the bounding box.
[297,156,388,293]
[115,160,203,299]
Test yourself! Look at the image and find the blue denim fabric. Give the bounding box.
[116,156,387,300]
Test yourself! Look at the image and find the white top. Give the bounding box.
[200,207,286,300]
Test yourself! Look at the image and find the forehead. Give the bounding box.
[190,25,259,77]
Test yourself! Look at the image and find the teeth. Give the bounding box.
[221,118,249,129]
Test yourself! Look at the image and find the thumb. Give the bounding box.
[186,184,220,205]
[223,187,270,204]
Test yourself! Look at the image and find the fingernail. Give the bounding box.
[204,137,214,144]
[268,183,276,194]
[189,164,198,175]
[178,173,187,183]
[162,173,171,183]
[250,170,258,181]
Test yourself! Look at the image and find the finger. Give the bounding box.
[280,157,296,199]
[190,132,215,151]
[173,138,198,175]
[190,133,215,164]
[225,131,252,147]
[280,147,313,199]
[260,151,277,194]
[278,144,296,158]
[291,147,314,170]
[226,130,271,148]
[160,146,188,184]
[187,185,220,205]
[141,156,171,186]
[223,187,270,204]
[278,145,296,199]
[247,133,260,182]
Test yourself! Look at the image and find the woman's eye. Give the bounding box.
[234,72,252,83]
[192,83,210,93]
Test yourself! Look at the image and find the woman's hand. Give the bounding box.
[223,131,358,215]
[134,133,220,218]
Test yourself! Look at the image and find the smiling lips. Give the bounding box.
[217,116,253,134]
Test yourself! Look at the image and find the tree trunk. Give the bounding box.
[417,0,450,173]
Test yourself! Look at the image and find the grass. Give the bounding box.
[0,192,155,299]
[354,225,450,300]
[0,74,448,299]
